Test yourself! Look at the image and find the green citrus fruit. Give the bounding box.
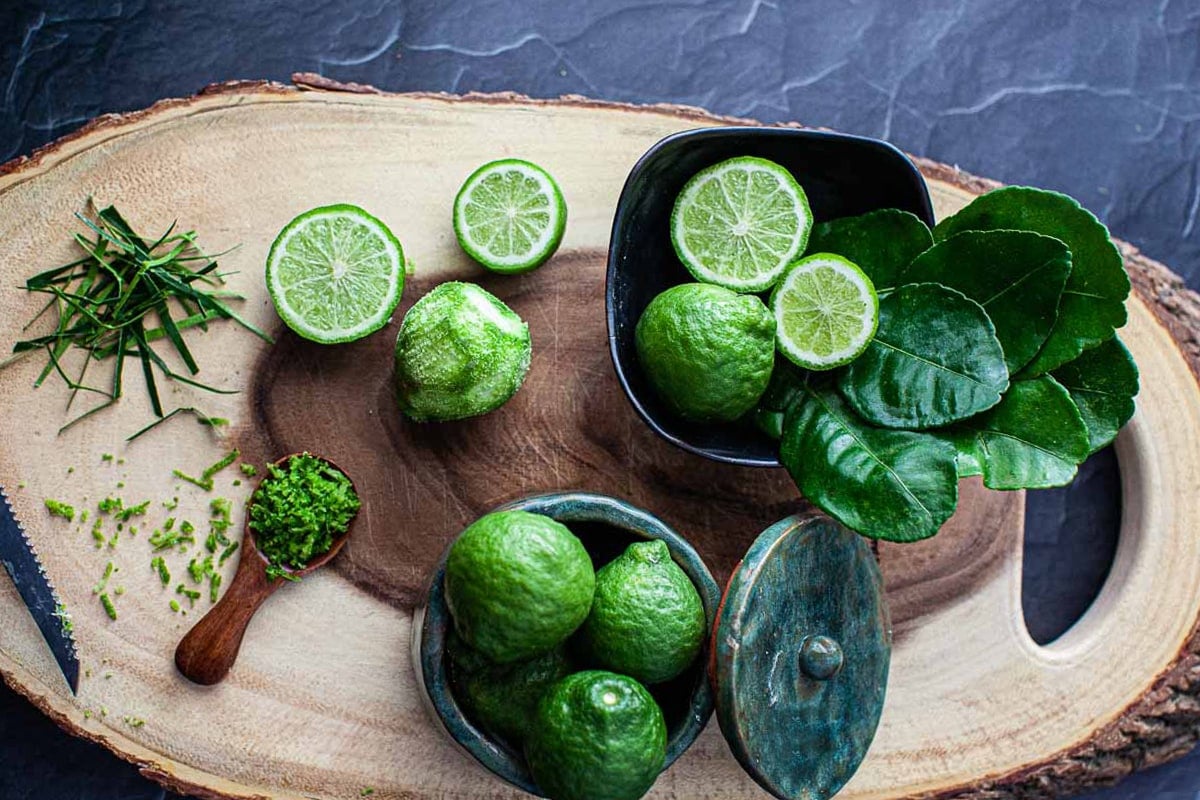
[265,204,404,344]
[454,158,567,274]
[444,510,594,664]
[394,281,532,421]
[670,156,811,293]
[635,282,775,422]
[447,632,573,744]
[526,670,667,800]
[576,539,705,684]
[770,253,878,370]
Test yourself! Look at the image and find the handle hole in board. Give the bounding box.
[1020,446,1121,645]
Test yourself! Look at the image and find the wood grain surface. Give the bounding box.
[0,76,1198,800]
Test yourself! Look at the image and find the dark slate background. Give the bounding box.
[1,1,1197,798]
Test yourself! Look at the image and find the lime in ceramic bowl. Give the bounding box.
[411,491,719,795]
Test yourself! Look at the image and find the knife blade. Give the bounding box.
[0,485,79,693]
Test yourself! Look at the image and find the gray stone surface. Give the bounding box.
[0,1,1198,798]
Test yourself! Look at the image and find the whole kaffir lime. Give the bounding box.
[248,453,360,580]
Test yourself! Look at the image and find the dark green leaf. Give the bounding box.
[1051,336,1138,454]
[754,410,785,440]
[58,398,117,435]
[24,255,95,289]
[805,208,933,290]
[111,328,126,400]
[131,327,163,418]
[94,310,219,358]
[954,376,1089,490]
[782,385,958,542]
[934,186,1129,375]
[160,371,238,395]
[155,302,199,374]
[839,283,1009,429]
[127,406,229,442]
[3,204,262,437]
[751,359,809,439]
[76,213,133,255]
[950,431,983,479]
[96,205,151,253]
[902,231,1071,372]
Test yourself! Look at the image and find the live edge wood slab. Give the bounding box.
[0,75,1198,800]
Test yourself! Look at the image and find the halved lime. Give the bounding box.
[265,204,405,344]
[670,156,811,293]
[771,253,878,370]
[453,159,567,274]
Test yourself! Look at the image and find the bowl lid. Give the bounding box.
[712,513,891,800]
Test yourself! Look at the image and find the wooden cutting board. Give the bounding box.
[1,74,1199,800]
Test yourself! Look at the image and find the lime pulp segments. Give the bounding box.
[670,156,811,293]
[453,158,567,273]
[771,253,879,370]
[266,204,404,344]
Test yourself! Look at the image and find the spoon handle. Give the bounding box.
[175,548,279,685]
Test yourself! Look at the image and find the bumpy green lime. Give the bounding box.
[445,510,594,664]
[394,282,531,421]
[577,539,705,684]
[447,632,573,744]
[635,282,775,422]
[526,671,667,800]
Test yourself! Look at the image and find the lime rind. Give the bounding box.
[772,253,879,370]
[670,156,811,293]
[453,158,567,274]
[265,203,404,344]
[634,283,776,422]
[394,281,532,422]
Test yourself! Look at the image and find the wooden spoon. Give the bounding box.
[174,453,359,686]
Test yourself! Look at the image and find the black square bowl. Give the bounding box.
[606,126,935,467]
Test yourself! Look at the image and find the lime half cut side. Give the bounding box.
[671,156,812,293]
[453,158,567,274]
[771,253,878,370]
[266,204,405,344]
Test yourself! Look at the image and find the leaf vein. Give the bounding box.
[810,391,935,522]
[873,338,997,389]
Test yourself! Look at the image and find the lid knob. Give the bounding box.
[799,634,843,681]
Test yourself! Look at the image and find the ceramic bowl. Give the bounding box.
[606,125,935,467]
[411,491,721,794]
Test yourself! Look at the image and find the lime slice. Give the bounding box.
[670,156,811,293]
[266,204,404,344]
[453,159,567,274]
[771,253,878,370]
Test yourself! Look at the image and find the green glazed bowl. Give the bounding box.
[411,491,720,795]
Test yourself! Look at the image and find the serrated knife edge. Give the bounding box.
[0,484,80,693]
